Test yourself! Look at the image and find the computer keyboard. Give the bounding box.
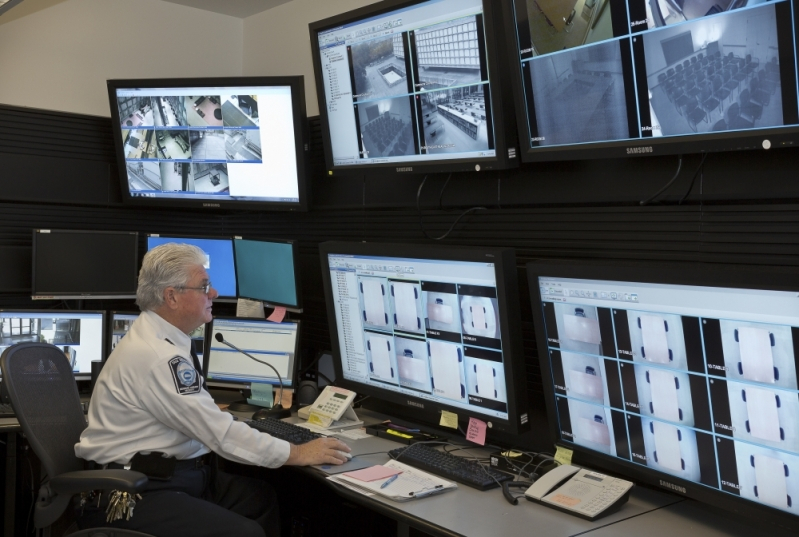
[246,418,322,445]
[388,444,512,491]
[0,403,14,418]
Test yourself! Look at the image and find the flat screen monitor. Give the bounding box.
[233,238,301,310]
[319,241,529,435]
[204,318,300,390]
[309,0,518,175]
[528,260,799,531]
[32,229,138,300]
[107,76,309,211]
[147,235,237,299]
[108,311,206,365]
[0,309,105,380]
[509,0,799,161]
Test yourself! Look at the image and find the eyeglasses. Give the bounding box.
[177,282,213,295]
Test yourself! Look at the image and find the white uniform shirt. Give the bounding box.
[75,310,291,467]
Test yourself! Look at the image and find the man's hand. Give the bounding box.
[285,437,352,466]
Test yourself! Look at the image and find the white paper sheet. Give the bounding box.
[649,369,681,422]
[476,362,496,398]
[369,336,393,379]
[393,283,419,331]
[640,315,670,363]
[471,306,487,329]
[362,279,387,326]
[563,314,601,344]
[652,421,682,472]
[753,454,790,508]
[745,386,782,442]
[429,340,463,400]
[739,327,776,383]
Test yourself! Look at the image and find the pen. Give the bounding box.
[410,485,444,498]
[380,473,400,489]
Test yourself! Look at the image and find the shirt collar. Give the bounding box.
[142,310,192,354]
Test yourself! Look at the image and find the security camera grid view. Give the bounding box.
[537,275,799,516]
[316,0,497,167]
[512,0,798,150]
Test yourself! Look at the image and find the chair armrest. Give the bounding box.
[49,469,148,495]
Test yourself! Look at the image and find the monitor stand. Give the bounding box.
[227,400,291,420]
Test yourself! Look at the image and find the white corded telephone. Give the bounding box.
[297,386,359,428]
[524,464,633,520]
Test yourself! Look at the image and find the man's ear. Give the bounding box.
[163,287,180,310]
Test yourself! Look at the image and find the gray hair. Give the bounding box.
[136,243,207,311]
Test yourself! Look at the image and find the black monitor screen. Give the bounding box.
[528,260,799,531]
[234,239,300,309]
[205,318,300,389]
[147,235,237,298]
[32,229,138,299]
[0,310,105,378]
[509,0,799,161]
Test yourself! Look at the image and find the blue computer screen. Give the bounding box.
[147,236,237,298]
[234,239,298,307]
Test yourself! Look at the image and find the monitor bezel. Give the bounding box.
[233,237,303,310]
[505,0,799,163]
[31,229,139,300]
[308,0,519,177]
[203,316,301,390]
[107,76,309,211]
[526,258,799,533]
[319,240,530,435]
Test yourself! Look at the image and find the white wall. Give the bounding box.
[243,0,377,117]
[0,0,243,116]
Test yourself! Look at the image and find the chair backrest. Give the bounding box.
[0,343,87,479]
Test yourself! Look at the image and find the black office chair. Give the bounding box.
[0,342,150,537]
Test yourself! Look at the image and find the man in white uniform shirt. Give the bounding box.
[75,243,350,536]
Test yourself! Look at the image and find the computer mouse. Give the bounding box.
[337,450,353,461]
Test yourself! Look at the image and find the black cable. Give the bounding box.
[679,152,708,204]
[438,173,453,210]
[417,174,487,241]
[639,154,684,206]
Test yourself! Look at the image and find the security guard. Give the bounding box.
[75,243,351,537]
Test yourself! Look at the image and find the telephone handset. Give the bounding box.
[298,386,358,428]
[524,464,633,520]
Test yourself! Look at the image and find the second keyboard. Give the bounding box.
[389,444,512,491]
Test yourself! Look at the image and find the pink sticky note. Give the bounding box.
[267,306,287,322]
[466,417,487,446]
[342,465,401,482]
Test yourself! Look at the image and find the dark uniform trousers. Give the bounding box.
[76,459,280,537]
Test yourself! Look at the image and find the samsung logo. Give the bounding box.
[407,400,424,408]
[627,146,653,154]
[203,203,221,207]
[659,480,686,494]
[397,167,414,172]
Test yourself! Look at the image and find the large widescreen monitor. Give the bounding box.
[320,241,529,435]
[309,0,518,176]
[32,229,138,300]
[147,234,237,299]
[509,0,799,161]
[204,317,300,391]
[0,310,105,380]
[528,260,799,532]
[107,76,309,210]
[234,238,301,310]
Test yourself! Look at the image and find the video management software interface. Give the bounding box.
[115,85,299,203]
[0,311,104,376]
[317,0,496,166]
[512,0,796,148]
[538,276,799,515]
[206,319,299,388]
[328,254,509,421]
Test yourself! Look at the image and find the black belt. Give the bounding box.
[106,455,204,471]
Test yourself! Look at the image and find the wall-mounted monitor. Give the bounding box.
[0,309,105,380]
[309,0,518,176]
[319,241,529,435]
[508,0,799,161]
[32,229,138,300]
[107,76,309,210]
[234,238,301,310]
[528,259,799,532]
[147,234,237,299]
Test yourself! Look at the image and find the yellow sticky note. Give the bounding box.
[439,410,459,429]
[554,445,573,466]
[308,412,333,428]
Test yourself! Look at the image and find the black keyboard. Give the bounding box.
[246,418,322,445]
[0,403,14,418]
[388,444,512,491]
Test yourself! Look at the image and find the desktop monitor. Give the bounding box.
[319,241,529,435]
[528,260,799,532]
[147,234,237,299]
[309,0,518,176]
[31,229,138,300]
[108,311,205,364]
[507,0,799,161]
[107,76,309,211]
[233,238,301,310]
[0,309,105,380]
[204,317,300,391]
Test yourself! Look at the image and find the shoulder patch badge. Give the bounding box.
[169,356,201,395]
